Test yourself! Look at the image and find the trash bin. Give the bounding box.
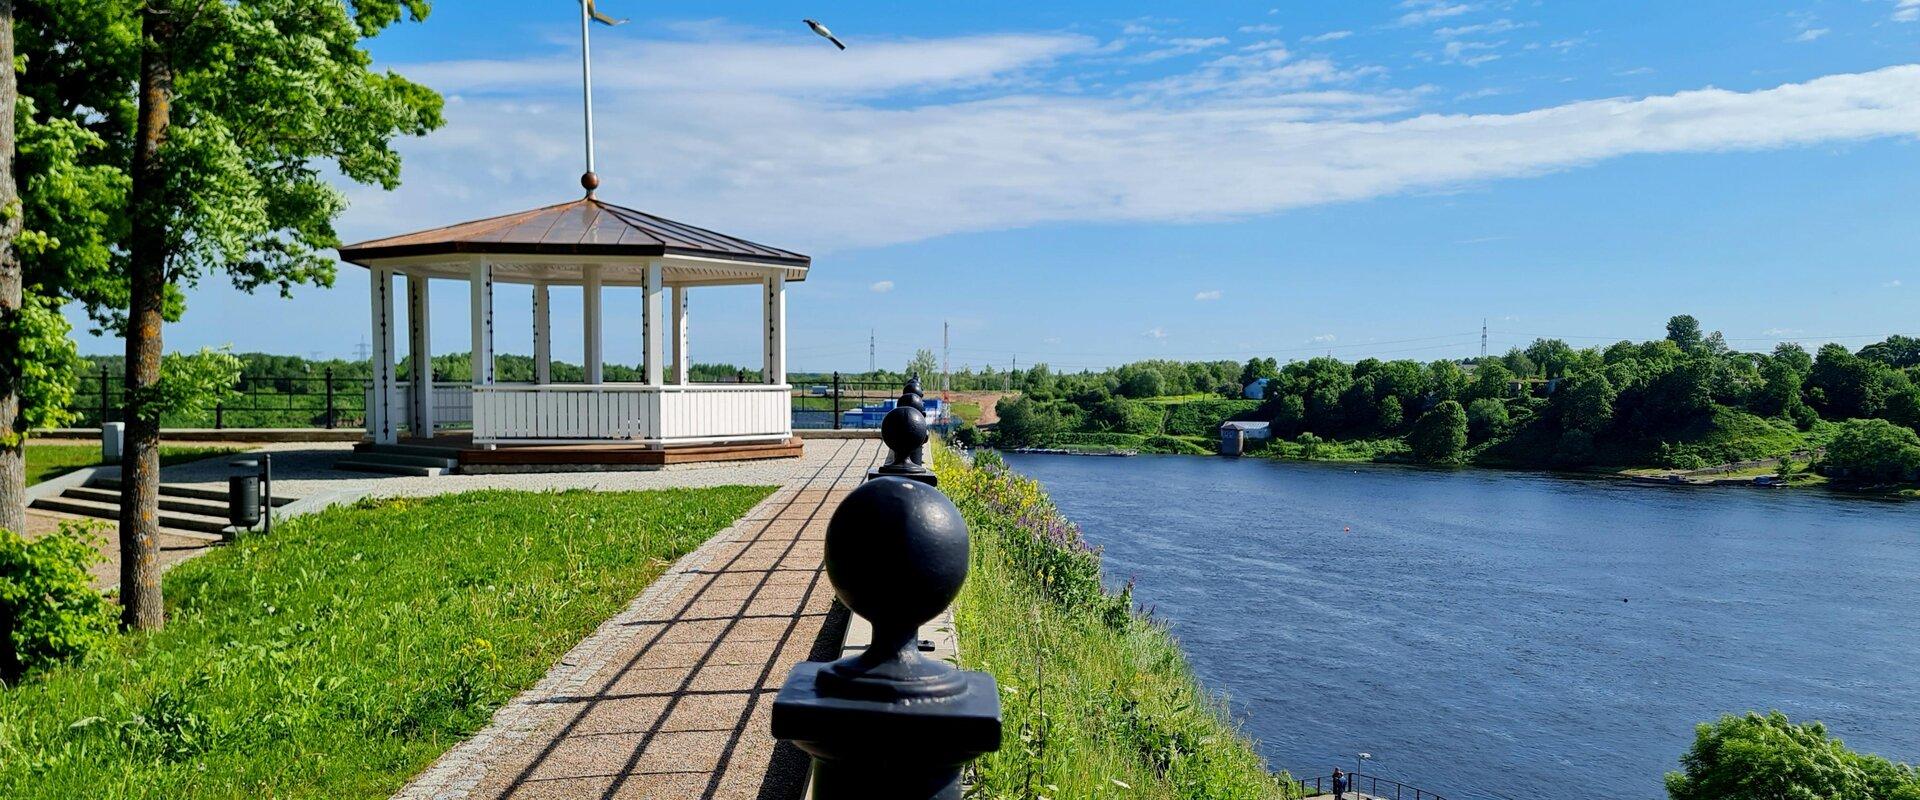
[228,475,261,529]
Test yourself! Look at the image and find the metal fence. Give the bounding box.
[1288,773,1447,800]
[76,366,371,430]
[790,374,907,430]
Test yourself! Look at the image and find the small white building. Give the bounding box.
[338,195,807,456]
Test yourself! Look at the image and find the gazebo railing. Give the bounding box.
[470,382,790,445]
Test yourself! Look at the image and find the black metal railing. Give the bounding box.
[791,373,910,430]
[76,367,373,430]
[1289,773,1447,800]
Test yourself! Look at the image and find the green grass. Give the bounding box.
[1253,436,1410,463]
[1137,393,1217,406]
[951,402,984,424]
[0,485,772,798]
[940,446,1296,799]
[25,444,243,487]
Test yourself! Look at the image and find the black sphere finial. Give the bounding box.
[818,476,970,699]
[879,405,929,471]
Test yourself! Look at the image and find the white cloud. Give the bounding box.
[1885,279,1905,288]
[1397,1,1474,26]
[1764,327,1804,336]
[1137,36,1231,62]
[1239,24,1282,34]
[1302,30,1353,43]
[1435,19,1522,38]
[1195,290,1223,301]
[352,32,1920,255]
[1310,333,1337,343]
[869,280,895,293]
[1897,0,1920,23]
[1144,327,1169,339]
[1793,28,1830,42]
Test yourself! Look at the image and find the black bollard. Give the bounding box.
[898,376,928,467]
[771,476,1001,800]
[870,401,937,486]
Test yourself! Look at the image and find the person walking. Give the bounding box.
[1332,768,1349,800]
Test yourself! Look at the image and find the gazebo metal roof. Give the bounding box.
[337,197,810,270]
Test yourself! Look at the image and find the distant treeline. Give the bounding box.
[984,316,1920,484]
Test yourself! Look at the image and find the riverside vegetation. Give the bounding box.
[974,316,1920,493]
[0,486,769,797]
[937,444,1300,799]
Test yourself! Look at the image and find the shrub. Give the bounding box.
[1466,397,1509,440]
[1410,400,1469,463]
[1666,711,1920,800]
[1819,418,1920,483]
[1,523,116,684]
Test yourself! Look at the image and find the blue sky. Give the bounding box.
[72,0,1920,373]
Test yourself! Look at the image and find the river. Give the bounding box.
[999,453,1920,800]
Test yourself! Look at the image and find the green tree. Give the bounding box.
[1666,711,1920,800]
[41,0,443,629]
[1409,400,1468,463]
[1819,418,1920,484]
[1465,397,1509,440]
[1558,371,1617,433]
[992,395,1062,448]
[1375,395,1405,432]
[906,348,939,383]
[1525,338,1578,379]
[1471,362,1515,402]
[1667,314,1704,352]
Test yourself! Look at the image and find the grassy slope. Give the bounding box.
[0,486,771,798]
[939,445,1296,799]
[25,444,243,487]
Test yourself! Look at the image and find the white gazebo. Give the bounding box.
[338,196,806,451]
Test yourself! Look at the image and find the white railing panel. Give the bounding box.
[470,384,790,444]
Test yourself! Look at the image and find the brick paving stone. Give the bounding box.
[393,437,883,800]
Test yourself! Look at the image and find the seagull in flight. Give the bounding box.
[805,19,847,50]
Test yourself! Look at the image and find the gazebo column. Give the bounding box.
[406,272,434,436]
[642,262,664,386]
[670,286,688,385]
[368,267,398,445]
[532,281,552,384]
[583,265,604,384]
[469,260,495,385]
[763,273,786,385]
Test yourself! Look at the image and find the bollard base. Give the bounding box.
[772,661,1000,800]
[867,467,938,486]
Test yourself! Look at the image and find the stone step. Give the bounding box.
[333,458,445,477]
[359,442,464,461]
[91,476,296,507]
[29,496,227,541]
[64,486,233,518]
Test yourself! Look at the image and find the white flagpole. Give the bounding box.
[579,0,598,194]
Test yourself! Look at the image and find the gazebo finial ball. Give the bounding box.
[905,375,923,396]
[824,477,969,630]
[881,404,927,455]
[581,171,601,194]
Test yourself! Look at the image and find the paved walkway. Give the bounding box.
[396,437,884,800]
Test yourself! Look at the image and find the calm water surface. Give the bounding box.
[1001,453,1920,800]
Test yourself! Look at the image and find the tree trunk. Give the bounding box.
[120,5,174,631]
[0,0,25,539]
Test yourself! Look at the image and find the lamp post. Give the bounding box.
[1357,751,1373,780]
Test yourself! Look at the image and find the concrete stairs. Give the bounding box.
[32,476,296,541]
[335,442,461,476]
